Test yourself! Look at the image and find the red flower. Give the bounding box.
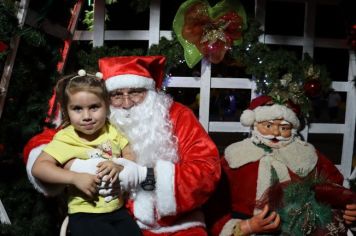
[181,3,244,64]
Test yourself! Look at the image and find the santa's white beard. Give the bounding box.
[109,90,178,167]
[251,127,297,149]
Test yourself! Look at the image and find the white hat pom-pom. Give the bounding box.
[95,72,103,79]
[240,109,255,127]
[78,69,86,76]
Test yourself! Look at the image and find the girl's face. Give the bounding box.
[67,91,107,141]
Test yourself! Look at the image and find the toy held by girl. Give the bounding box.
[31,70,142,236]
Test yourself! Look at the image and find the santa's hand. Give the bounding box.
[113,158,147,191]
[343,203,356,225]
[69,158,104,175]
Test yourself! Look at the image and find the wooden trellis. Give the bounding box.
[48,0,356,181]
[77,0,356,180]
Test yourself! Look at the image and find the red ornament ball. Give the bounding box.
[304,80,321,97]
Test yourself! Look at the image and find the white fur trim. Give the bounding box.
[224,139,265,168]
[26,145,65,196]
[219,218,240,236]
[132,159,175,224]
[254,104,299,128]
[256,153,291,201]
[225,138,318,173]
[155,160,177,217]
[133,190,156,226]
[105,74,155,91]
[137,210,205,233]
[240,109,255,127]
[240,104,299,129]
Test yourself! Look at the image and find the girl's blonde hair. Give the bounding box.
[55,72,109,128]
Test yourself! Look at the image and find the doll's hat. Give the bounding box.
[98,56,166,91]
[240,95,301,129]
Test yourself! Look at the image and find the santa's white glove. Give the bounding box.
[113,158,147,191]
[70,158,120,202]
[69,158,104,174]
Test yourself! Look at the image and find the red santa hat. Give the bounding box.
[98,56,166,91]
[240,95,301,129]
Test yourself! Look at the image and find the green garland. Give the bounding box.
[78,1,333,119]
[229,19,331,117]
[74,18,331,118]
[73,34,185,77]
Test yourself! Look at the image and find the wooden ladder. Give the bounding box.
[0,0,30,119]
[57,0,84,73]
[0,0,30,225]
[0,0,84,226]
[0,0,85,120]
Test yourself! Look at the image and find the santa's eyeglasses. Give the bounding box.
[109,88,147,103]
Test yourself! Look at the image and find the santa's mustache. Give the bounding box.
[259,134,290,141]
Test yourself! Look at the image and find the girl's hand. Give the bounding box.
[71,172,100,198]
[244,205,280,234]
[96,160,123,184]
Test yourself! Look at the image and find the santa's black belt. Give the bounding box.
[231,211,251,219]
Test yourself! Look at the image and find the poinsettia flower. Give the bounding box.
[173,0,247,68]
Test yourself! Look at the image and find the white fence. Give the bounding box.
[73,0,355,180]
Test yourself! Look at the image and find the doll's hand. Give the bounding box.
[246,205,280,234]
[343,203,356,225]
[96,160,124,184]
[71,172,100,198]
[98,178,121,202]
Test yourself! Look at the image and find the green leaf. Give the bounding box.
[172,0,203,68]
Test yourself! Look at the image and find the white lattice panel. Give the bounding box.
[72,0,355,181]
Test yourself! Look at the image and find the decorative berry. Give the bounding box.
[78,69,86,76]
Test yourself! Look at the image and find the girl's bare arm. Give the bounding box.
[32,152,100,197]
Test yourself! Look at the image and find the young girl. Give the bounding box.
[31,71,142,236]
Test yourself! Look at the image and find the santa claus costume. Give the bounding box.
[210,95,345,236]
[24,56,221,236]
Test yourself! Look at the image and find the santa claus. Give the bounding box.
[209,95,356,236]
[23,56,221,235]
